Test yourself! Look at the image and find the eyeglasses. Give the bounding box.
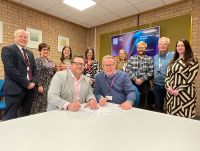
[102,63,115,68]
[137,47,145,50]
[71,62,84,67]
[159,43,168,46]
[42,49,50,52]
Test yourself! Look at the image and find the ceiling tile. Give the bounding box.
[12,0,23,2]
[162,0,180,5]
[65,17,82,24]
[86,19,105,27]
[25,0,61,9]
[21,0,47,12]
[99,0,131,12]
[92,0,105,3]
[46,10,67,19]
[70,12,95,23]
[50,2,79,17]
[114,5,140,18]
[83,4,111,18]
[98,13,120,23]
[127,0,147,5]
[79,23,92,28]
[134,0,164,12]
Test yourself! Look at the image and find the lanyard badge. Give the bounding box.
[158,52,169,74]
[104,72,117,97]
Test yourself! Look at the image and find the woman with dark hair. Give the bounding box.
[55,45,72,72]
[116,49,128,71]
[83,47,101,92]
[165,39,199,118]
[31,43,55,114]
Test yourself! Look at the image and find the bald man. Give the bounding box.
[1,29,37,121]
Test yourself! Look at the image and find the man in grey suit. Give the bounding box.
[47,54,99,111]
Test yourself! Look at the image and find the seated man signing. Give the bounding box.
[47,54,99,111]
[94,55,136,110]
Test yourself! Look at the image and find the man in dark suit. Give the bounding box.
[1,29,37,121]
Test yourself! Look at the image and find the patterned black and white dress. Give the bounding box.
[165,57,199,118]
[31,57,55,114]
[83,60,101,92]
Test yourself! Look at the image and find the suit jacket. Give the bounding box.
[1,43,37,95]
[47,70,95,111]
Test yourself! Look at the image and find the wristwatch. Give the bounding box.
[127,101,133,105]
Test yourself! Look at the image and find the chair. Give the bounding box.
[0,79,6,120]
[133,85,140,107]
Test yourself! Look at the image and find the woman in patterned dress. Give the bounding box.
[55,45,72,72]
[83,48,101,92]
[165,39,199,118]
[116,49,128,71]
[31,43,55,114]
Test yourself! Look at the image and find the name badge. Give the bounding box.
[106,95,112,100]
[27,67,29,71]
[86,74,90,77]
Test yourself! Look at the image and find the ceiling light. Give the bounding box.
[63,0,96,11]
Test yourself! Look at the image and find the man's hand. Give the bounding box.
[38,86,43,93]
[135,79,142,85]
[99,97,107,107]
[84,99,99,110]
[119,101,132,110]
[27,83,35,90]
[68,101,81,111]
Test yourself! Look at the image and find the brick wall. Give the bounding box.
[88,0,200,116]
[0,0,88,79]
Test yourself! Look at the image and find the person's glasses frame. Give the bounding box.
[71,62,84,67]
[42,48,50,52]
[102,63,115,68]
[137,47,145,50]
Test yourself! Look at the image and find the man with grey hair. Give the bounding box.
[1,29,37,121]
[153,37,174,112]
[94,55,136,110]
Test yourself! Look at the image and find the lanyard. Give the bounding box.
[121,61,127,71]
[86,60,92,72]
[46,60,53,72]
[137,56,144,68]
[159,52,169,69]
[104,72,117,94]
[64,60,70,69]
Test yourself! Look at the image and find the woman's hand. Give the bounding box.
[167,87,179,96]
[90,80,93,84]
[38,86,43,93]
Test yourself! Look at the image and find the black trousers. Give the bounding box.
[2,88,35,121]
[153,83,166,113]
[132,80,150,109]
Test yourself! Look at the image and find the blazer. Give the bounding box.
[47,70,95,111]
[116,60,123,71]
[1,44,37,95]
[116,60,128,71]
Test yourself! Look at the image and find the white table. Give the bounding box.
[0,103,200,151]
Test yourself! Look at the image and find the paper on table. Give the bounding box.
[75,108,104,118]
[103,106,126,113]
[74,104,127,118]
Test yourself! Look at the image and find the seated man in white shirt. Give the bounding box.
[47,54,99,111]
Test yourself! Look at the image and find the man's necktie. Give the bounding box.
[22,48,32,81]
